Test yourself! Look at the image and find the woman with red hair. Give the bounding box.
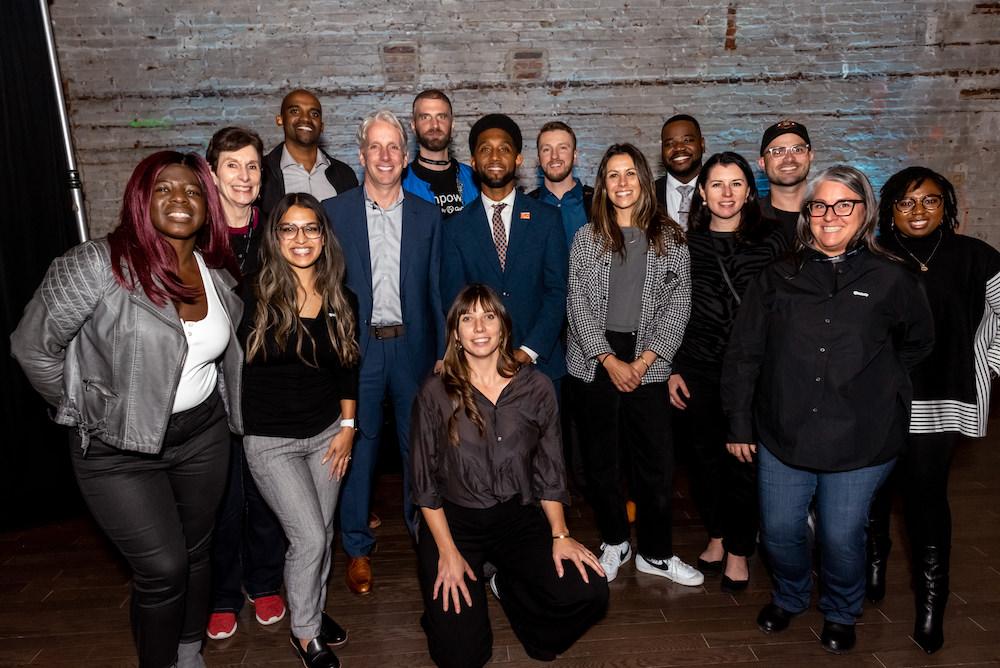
[12,151,243,668]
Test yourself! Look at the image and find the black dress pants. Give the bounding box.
[674,370,758,556]
[416,499,608,668]
[70,392,230,668]
[871,431,958,550]
[210,432,286,612]
[572,330,675,558]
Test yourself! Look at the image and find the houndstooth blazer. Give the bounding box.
[565,225,691,384]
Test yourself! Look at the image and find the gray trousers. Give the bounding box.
[244,420,343,639]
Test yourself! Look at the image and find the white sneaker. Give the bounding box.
[598,541,632,582]
[635,554,705,586]
[488,573,500,600]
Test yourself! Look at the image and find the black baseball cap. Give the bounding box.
[760,120,811,155]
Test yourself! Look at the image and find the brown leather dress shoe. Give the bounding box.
[346,556,373,595]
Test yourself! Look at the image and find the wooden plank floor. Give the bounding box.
[2,432,1000,667]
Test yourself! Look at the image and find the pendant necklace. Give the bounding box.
[894,229,942,272]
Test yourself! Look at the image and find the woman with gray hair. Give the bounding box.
[721,165,935,653]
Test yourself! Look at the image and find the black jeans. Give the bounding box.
[572,330,676,558]
[210,432,286,612]
[416,499,608,668]
[673,370,758,556]
[70,392,229,668]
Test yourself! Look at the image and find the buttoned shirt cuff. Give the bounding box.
[519,345,539,363]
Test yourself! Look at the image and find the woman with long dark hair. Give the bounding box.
[723,165,934,653]
[239,192,358,668]
[412,284,608,668]
[11,151,243,668]
[566,143,700,586]
[204,126,289,640]
[865,166,1000,653]
[669,151,786,591]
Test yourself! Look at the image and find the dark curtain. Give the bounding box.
[1,0,84,530]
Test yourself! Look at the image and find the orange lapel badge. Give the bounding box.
[520,212,531,220]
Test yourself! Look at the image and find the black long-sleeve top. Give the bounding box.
[410,365,569,510]
[673,227,787,380]
[721,247,935,471]
[240,285,359,438]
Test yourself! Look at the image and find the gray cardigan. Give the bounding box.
[565,225,691,384]
[10,239,244,453]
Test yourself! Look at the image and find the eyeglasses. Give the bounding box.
[894,195,943,213]
[763,144,810,158]
[805,199,864,217]
[276,223,323,239]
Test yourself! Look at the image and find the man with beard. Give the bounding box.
[757,120,814,243]
[324,110,445,596]
[654,114,705,229]
[528,121,593,247]
[442,113,568,383]
[402,89,478,218]
[260,89,358,217]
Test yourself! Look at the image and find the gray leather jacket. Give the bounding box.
[11,239,244,454]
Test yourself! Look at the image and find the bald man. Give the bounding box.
[259,88,359,217]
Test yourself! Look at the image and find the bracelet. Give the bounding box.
[600,354,612,366]
[552,533,570,540]
[636,357,650,370]
[340,418,356,429]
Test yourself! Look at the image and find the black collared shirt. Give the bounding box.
[411,365,569,509]
[721,247,934,471]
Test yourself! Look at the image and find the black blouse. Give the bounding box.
[674,226,787,379]
[240,286,359,439]
[721,247,935,471]
[410,365,569,510]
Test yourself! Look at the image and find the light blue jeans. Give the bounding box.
[757,446,895,625]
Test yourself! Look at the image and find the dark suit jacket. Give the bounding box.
[260,143,359,218]
[654,175,668,210]
[442,191,568,379]
[324,188,445,431]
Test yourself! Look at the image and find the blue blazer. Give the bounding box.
[442,191,568,379]
[324,188,445,403]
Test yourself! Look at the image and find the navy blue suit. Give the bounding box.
[442,191,568,380]
[325,187,444,556]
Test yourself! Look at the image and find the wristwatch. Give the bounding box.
[340,418,356,429]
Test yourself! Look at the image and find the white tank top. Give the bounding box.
[172,253,231,413]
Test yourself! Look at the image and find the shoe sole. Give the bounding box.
[257,611,286,625]
[635,557,705,586]
[207,625,237,640]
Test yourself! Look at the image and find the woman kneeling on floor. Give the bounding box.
[411,284,609,668]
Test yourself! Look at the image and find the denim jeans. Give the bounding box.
[757,446,895,624]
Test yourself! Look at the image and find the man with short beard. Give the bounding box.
[528,121,593,247]
[401,89,478,218]
[442,113,568,383]
[758,120,814,243]
[259,89,358,218]
[654,114,705,229]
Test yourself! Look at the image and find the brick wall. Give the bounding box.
[50,1,1000,243]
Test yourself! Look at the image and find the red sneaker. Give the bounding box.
[206,611,237,640]
[251,594,286,626]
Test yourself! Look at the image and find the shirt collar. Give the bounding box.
[666,172,696,190]
[542,178,583,203]
[280,144,329,171]
[364,187,404,213]
[481,188,517,210]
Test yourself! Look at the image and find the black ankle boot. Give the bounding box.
[865,487,892,603]
[913,544,949,654]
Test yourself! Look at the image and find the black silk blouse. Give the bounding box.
[410,365,569,510]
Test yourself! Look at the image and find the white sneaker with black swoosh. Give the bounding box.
[635,554,705,586]
[598,540,632,582]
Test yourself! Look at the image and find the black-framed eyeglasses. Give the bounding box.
[893,195,943,213]
[276,223,323,240]
[805,199,864,217]
[763,144,810,158]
